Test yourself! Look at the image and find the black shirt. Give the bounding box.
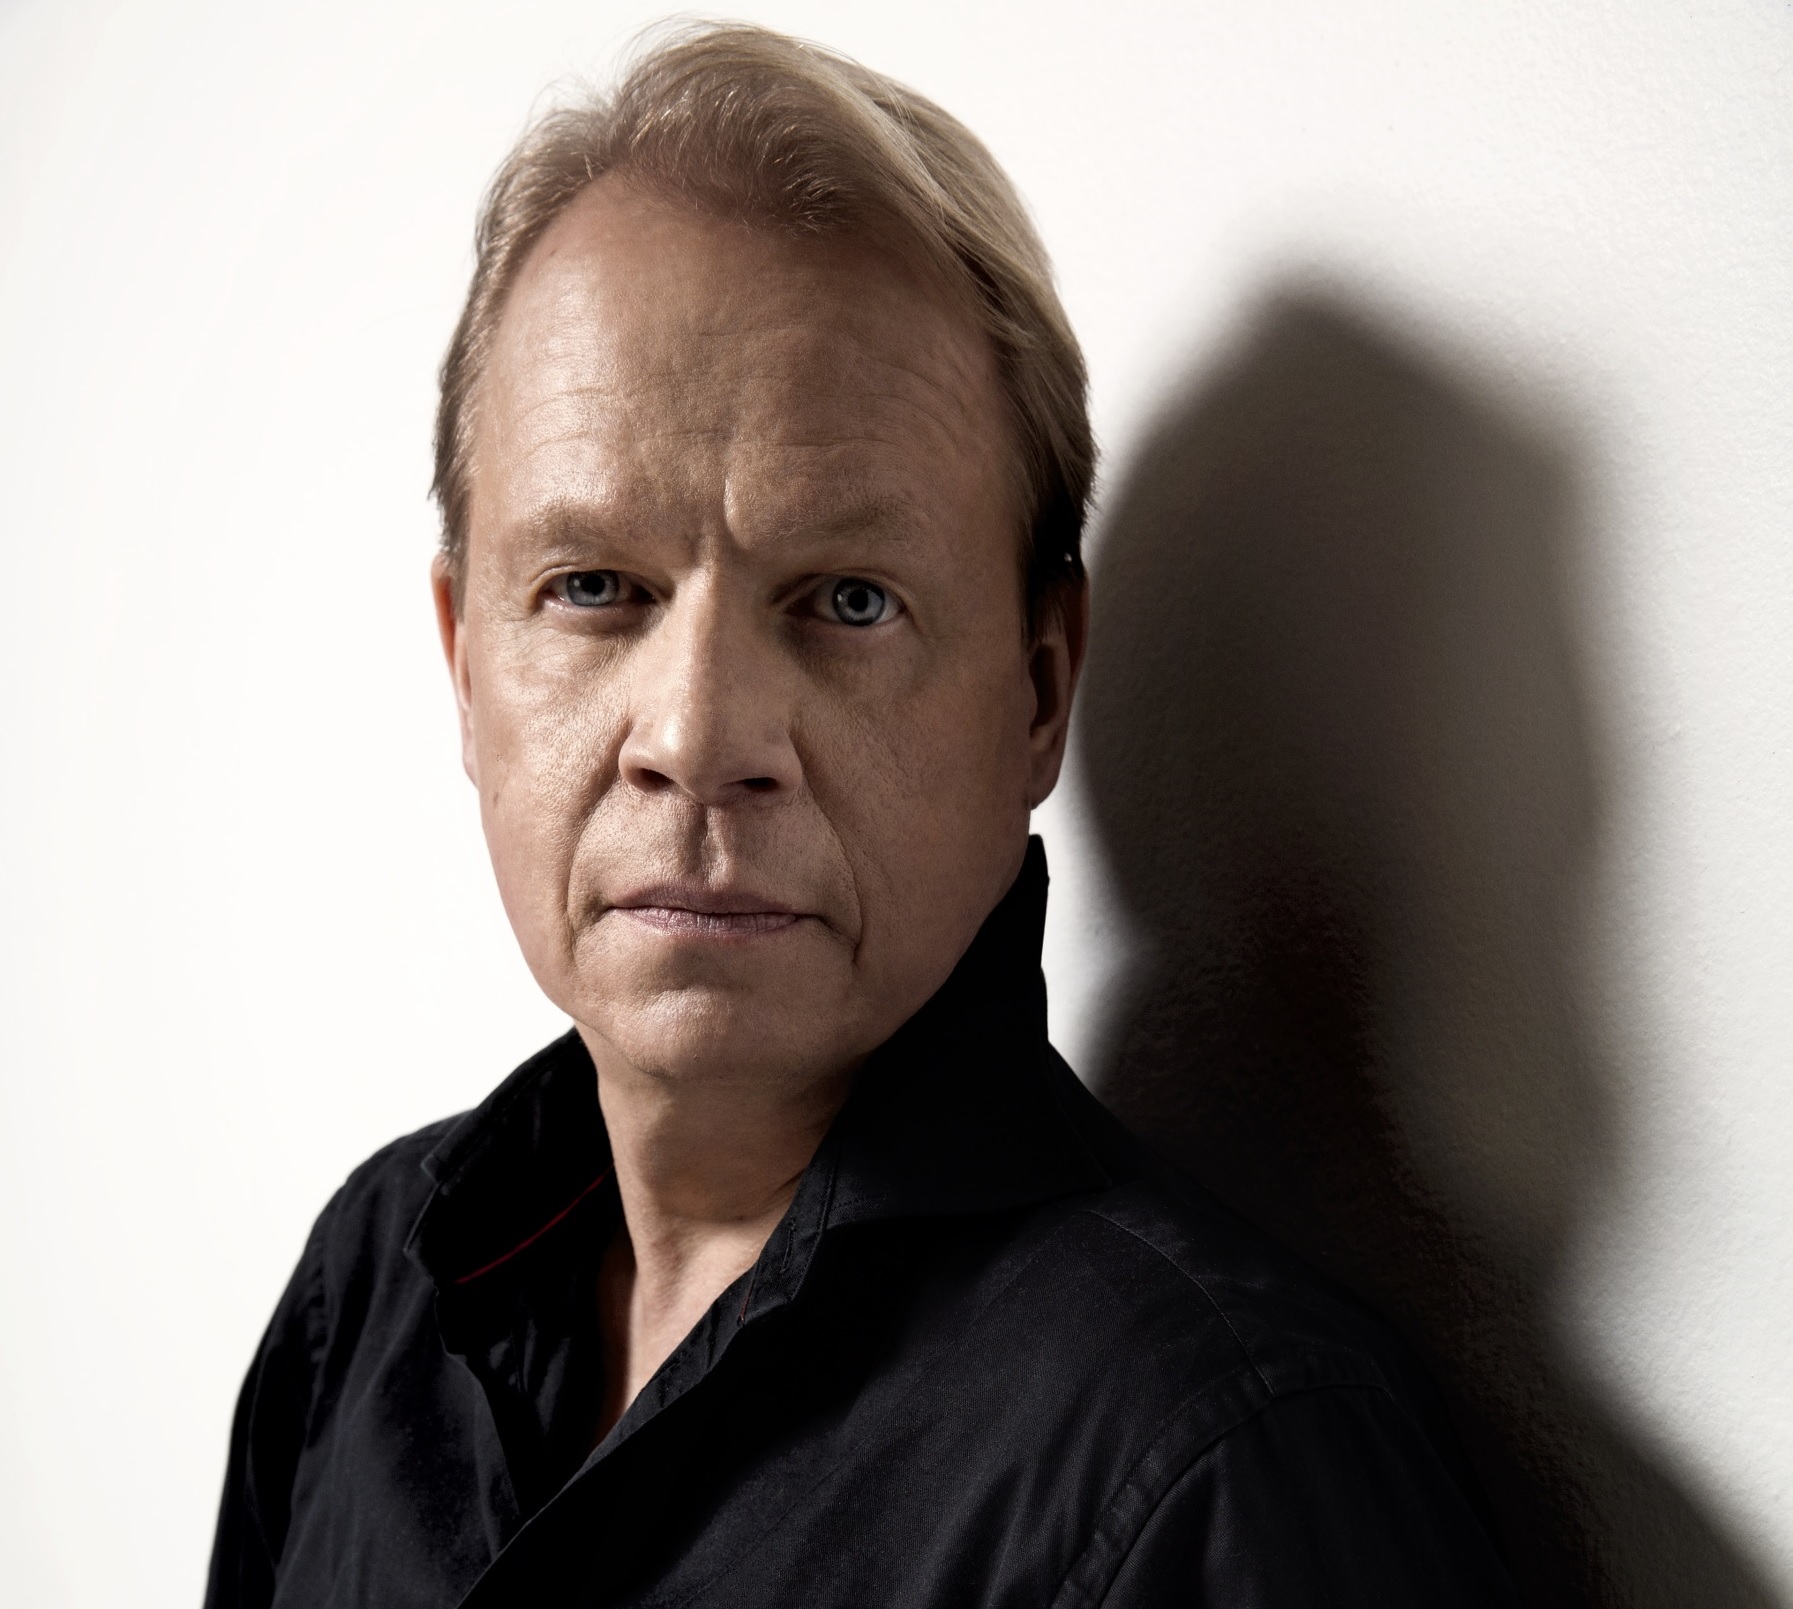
[206,841,1519,1607]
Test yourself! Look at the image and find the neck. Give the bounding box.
[579,1028,856,1439]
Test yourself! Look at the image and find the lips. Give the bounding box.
[607,885,804,938]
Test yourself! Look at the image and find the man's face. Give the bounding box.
[436,178,1081,1093]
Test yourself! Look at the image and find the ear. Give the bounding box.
[430,553,479,786]
[1025,575,1089,808]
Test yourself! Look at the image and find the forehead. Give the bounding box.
[472,179,1014,544]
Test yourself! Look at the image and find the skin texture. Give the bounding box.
[432,177,1086,1437]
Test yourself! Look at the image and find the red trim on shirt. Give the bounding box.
[453,1167,614,1285]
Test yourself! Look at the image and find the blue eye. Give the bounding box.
[558,571,625,607]
[826,577,895,627]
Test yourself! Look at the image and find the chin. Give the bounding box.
[596,987,856,1088]
[568,935,863,1085]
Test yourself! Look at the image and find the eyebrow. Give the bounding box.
[509,491,931,558]
[506,502,621,554]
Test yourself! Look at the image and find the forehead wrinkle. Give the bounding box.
[506,376,734,442]
[515,422,735,464]
[618,303,994,440]
[501,288,998,460]
[739,361,1006,484]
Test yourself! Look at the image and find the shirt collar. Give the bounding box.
[823,835,1111,1226]
[406,836,1110,1295]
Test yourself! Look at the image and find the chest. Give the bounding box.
[277,1226,1156,1609]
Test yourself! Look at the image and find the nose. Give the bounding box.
[617,583,803,807]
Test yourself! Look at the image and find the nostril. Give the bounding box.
[741,776,779,793]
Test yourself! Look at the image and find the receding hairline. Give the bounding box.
[500,166,1006,375]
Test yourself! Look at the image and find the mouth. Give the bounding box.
[606,885,806,940]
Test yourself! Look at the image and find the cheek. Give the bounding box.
[886,639,1033,792]
[809,641,1026,802]
[470,631,626,953]
[805,635,1035,949]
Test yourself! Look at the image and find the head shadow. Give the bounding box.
[1076,287,1782,1607]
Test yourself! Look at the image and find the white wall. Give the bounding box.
[0,1,1787,1603]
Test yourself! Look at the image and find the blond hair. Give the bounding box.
[432,21,1092,626]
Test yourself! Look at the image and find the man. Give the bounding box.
[207,24,1518,1607]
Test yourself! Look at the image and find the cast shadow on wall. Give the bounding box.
[1077,290,1781,1609]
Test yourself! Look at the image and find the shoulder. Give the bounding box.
[1037,1170,1519,1604]
[1031,1062,1446,1443]
[1025,1176,1412,1413]
[320,1112,461,1238]
[298,1111,464,1312]
[1069,1178,1407,1402]
[1015,1073,1511,1591]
